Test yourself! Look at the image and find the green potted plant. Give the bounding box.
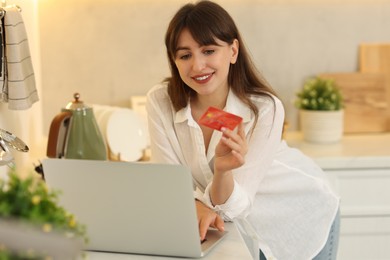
[0,170,87,259]
[295,76,344,143]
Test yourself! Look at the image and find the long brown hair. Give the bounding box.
[165,0,278,122]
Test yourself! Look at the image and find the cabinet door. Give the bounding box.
[325,168,390,259]
[338,216,390,260]
[325,169,390,217]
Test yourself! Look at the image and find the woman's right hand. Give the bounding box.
[214,123,248,173]
[195,200,224,241]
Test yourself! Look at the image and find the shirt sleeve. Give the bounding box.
[146,85,183,165]
[201,96,285,220]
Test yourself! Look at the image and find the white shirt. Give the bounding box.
[146,83,339,260]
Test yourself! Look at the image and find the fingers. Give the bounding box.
[232,150,245,164]
[221,136,243,154]
[213,215,225,232]
[221,124,244,143]
[199,213,225,240]
[199,218,210,241]
[196,201,225,240]
[221,124,247,155]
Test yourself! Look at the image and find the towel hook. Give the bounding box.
[0,0,4,19]
[0,3,22,16]
[0,1,23,25]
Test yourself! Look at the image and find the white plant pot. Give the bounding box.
[299,110,344,144]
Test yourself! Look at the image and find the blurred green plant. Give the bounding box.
[0,169,87,259]
[295,77,344,111]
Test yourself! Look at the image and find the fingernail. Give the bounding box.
[221,127,226,132]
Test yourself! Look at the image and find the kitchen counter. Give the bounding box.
[284,132,390,169]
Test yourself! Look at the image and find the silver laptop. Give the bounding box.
[42,158,227,258]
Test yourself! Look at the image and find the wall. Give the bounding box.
[38,0,390,134]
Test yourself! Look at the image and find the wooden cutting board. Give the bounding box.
[360,43,390,73]
[319,73,388,133]
[359,43,390,131]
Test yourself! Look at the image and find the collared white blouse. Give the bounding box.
[146,83,339,260]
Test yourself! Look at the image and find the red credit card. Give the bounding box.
[198,107,243,131]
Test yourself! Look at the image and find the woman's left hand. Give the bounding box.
[214,123,248,173]
[195,200,224,241]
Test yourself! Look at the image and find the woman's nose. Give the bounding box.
[191,55,206,72]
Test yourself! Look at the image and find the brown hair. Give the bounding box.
[165,0,278,122]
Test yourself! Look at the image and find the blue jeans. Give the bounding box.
[259,210,340,260]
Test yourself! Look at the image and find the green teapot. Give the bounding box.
[47,93,107,160]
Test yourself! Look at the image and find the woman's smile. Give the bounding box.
[192,73,214,84]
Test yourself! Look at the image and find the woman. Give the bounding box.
[146,1,340,259]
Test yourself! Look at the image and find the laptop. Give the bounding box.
[42,158,227,258]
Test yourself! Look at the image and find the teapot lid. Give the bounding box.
[64,93,90,110]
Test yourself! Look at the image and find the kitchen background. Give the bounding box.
[1,0,390,173]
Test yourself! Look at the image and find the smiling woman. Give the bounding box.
[146,1,340,260]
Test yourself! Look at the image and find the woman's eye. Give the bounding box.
[204,50,215,55]
[179,54,191,60]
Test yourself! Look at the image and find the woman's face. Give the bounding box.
[174,28,238,98]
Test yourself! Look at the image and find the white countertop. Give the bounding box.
[83,222,252,260]
[284,132,390,169]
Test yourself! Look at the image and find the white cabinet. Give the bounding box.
[285,133,390,260]
[325,168,390,260]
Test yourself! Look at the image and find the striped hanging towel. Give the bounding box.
[0,5,38,110]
